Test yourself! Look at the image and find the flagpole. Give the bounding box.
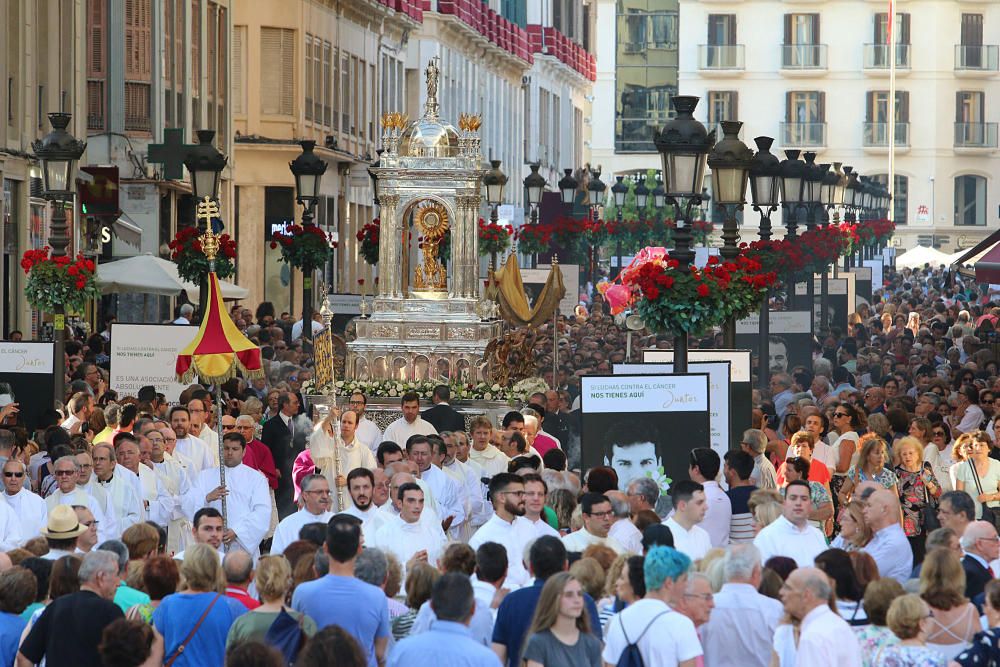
[887,0,896,223]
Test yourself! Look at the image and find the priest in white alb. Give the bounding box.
[92,443,144,530]
[270,473,335,555]
[170,405,214,475]
[147,428,193,554]
[406,436,466,536]
[372,481,446,577]
[183,432,271,558]
[340,468,388,542]
[45,455,118,543]
[382,393,438,446]
[293,409,377,509]
[1,459,46,541]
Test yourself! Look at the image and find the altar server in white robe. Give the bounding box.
[148,428,193,553]
[169,405,214,475]
[340,468,389,542]
[305,409,377,512]
[347,392,383,454]
[372,480,446,577]
[405,435,466,535]
[2,459,47,541]
[45,455,118,544]
[381,462,444,531]
[270,473,335,555]
[183,432,271,558]
[92,443,144,530]
[438,433,491,540]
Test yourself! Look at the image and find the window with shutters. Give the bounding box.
[552,93,560,169]
[869,13,910,68]
[783,91,825,147]
[955,175,986,226]
[305,35,313,121]
[214,5,227,143]
[207,2,218,131]
[369,62,376,142]
[707,91,738,125]
[260,27,295,116]
[350,55,359,135]
[782,14,825,68]
[162,0,185,128]
[340,51,350,133]
[323,42,332,127]
[86,0,105,131]
[864,91,909,146]
[314,40,323,124]
[233,26,246,116]
[192,0,202,125]
[124,0,152,134]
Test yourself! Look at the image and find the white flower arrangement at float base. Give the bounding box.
[301,377,550,404]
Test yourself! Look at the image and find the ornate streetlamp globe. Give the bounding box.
[523,163,546,208]
[368,149,383,206]
[611,175,628,208]
[778,150,806,208]
[483,159,508,207]
[749,137,781,210]
[289,140,328,205]
[184,129,227,201]
[634,176,649,209]
[652,179,666,209]
[707,120,753,206]
[558,168,578,205]
[654,96,715,198]
[821,163,839,208]
[801,152,823,206]
[32,113,86,198]
[586,167,607,209]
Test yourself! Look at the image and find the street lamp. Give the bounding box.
[611,175,628,278]
[32,112,86,405]
[654,95,715,372]
[779,150,806,308]
[635,176,649,213]
[524,163,546,224]
[289,139,328,344]
[586,167,606,214]
[558,168,577,207]
[184,130,227,202]
[707,120,753,348]
[652,177,666,210]
[748,136,781,392]
[483,160,507,225]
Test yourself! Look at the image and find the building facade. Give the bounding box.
[1,0,87,337]
[677,0,1000,251]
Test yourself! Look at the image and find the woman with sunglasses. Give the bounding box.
[953,431,1000,523]
[830,404,865,507]
[925,423,955,493]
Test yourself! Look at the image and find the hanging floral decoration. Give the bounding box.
[21,247,101,314]
[169,226,237,284]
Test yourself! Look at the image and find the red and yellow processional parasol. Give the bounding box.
[174,197,263,538]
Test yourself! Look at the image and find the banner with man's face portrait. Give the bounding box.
[735,310,813,376]
[581,374,711,500]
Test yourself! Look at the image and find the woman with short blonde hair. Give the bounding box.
[870,594,944,666]
[226,555,318,649]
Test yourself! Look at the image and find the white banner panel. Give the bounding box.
[642,349,752,383]
[0,342,54,374]
[110,324,199,401]
[581,374,709,413]
[614,362,731,458]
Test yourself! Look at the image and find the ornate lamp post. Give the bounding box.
[32,112,86,405]
[585,167,606,285]
[779,150,805,307]
[524,163,546,224]
[635,175,649,216]
[289,140,328,343]
[801,153,823,320]
[819,163,841,332]
[707,121,753,348]
[611,175,628,278]
[483,160,508,226]
[654,95,715,372]
[558,168,578,208]
[183,130,227,317]
[748,136,781,391]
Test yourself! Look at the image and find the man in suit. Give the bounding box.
[422,385,465,434]
[960,520,998,600]
[261,391,299,518]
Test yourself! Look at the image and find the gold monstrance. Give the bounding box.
[413,200,449,291]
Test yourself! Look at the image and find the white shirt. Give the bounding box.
[444,458,491,531]
[469,445,510,479]
[355,417,383,454]
[701,582,783,667]
[175,434,213,475]
[608,518,644,554]
[750,454,778,490]
[3,487,47,542]
[954,404,986,436]
[420,464,466,528]
[469,514,537,588]
[96,468,144,530]
[191,425,220,467]
[664,517,713,561]
[382,417,438,447]
[602,598,703,666]
[530,517,560,539]
[753,515,829,567]
[339,503,388,544]
[182,463,271,558]
[0,498,22,550]
[925,442,956,493]
[794,603,863,667]
[291,318,324,341]
[271,507,334,556]
[562,528,626,554]
[372,515,446,577]
[701,480,733,547]
[471,575,500,621]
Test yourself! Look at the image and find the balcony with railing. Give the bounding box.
[862,122,910,149]
[780,44,828,72]
[862,44,911,72]
[955,45,1000,75]
[698,44,745,72]
[954,122,998,150]
[780,122,826,148]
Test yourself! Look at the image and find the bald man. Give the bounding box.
[960,520,999,600]
[780,567,861,666]
[861,488,913,583]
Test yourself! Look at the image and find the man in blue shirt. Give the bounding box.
[292,515,390,667]
[491,535,602,667]
[388,573,501,667]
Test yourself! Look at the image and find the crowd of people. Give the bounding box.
[3,262,1000,666]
